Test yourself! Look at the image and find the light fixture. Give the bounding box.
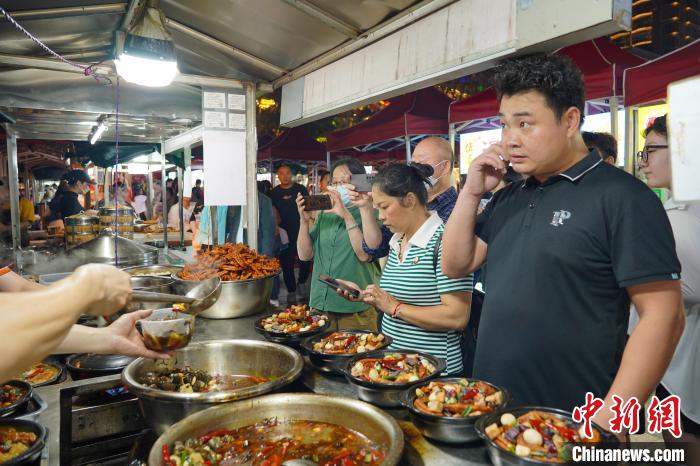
[90,118,108,145]
[114,0,178,87]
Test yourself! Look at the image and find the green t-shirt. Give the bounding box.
[309,208,380,313]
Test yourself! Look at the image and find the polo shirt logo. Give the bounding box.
[550,210,572,227]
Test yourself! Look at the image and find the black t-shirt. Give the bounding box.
[58,191,85,219]
[473,151,681,412]
[270,183,308,241]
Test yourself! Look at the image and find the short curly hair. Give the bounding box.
[493,53,586,125]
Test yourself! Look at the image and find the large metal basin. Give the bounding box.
[172,272,278,319]
[149,393,404,466]
[122,339,303,434]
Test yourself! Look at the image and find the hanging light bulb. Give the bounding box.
[114,0,178,87]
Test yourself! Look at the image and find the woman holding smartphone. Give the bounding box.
[337,163,473,375]
[296,158,381,331]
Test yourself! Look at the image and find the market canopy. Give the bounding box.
[257,126,326,162]
[449,38,644,125]
[623,39,700,106]
[326,87,452,152]
[74,142,159,168]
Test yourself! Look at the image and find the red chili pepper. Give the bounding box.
[261,454,282,466]
[199,429,235,443]
[341,457,356,466]
[552,424,577,442]
[162,445,174,466]
[280,441,289,458]
[460,388,478,402]
[332,450,354,461]
[530,419,542,432]
[379,360,402,371]
[344,335,357,349]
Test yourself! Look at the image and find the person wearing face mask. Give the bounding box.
[635,115,700,456]
[348,136,457,262]
[296,159,381,330]
[54,170,96,220]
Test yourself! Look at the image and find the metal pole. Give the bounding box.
[624,107,636,176]
[181,145,191,250]
[326,151,331,171]
[146,152,153,219]
[245,82,259,251]
[448,123,456,151]
[405,135,411,162]
[5,127,21,269]
[609,96,619,149]
[161,141,168,255]
[270,158,274,186]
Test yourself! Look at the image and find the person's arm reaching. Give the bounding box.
[0,269,43,292]
[295,193,314,261]
[442,145,507,278]
[0,264,132,381]
[592,280,684,434]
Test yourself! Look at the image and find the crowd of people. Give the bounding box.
[0,51,696,455]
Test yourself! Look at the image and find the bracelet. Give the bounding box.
[391,303,403,319]
[346,223,359,232]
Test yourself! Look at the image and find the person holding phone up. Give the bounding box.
[296,159,381,331]
[336,163,473,375]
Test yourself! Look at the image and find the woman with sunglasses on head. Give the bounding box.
[337,163,473,375]
[637,114,700,456]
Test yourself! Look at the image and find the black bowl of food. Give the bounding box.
[0,381,32,418]
[341,349,445,408]
[400,377,509,443]
[475,406,619,465]
[301,329,392,375]
[15,361,63,388]
[254,304,330,347]
[65,353,136,380]
[0,419,46,465]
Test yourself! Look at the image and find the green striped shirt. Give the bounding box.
[380,214,473,374]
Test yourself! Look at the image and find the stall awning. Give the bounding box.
[449,38,644,125]
[76,143,159,168]
[326,88,452,152]
[623,39,700,107]
[257,126,326,162]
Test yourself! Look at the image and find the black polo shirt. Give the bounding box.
[473,150,681,412]
[58,191,84,219]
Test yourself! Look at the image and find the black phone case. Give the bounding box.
[318,274,360,298]
[304,195,332,211]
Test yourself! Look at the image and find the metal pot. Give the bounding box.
[122,339,304,434]
[341,349,446,408]
[172,272,279,319]
[128,276,174,311]
[148,393,404,466]
[300,329,393,375]
[0,419,47,465]
[400,377,510,443]
[65,353,135,380]
[474,406,620,466]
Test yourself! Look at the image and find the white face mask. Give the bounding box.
[427,160,449,187]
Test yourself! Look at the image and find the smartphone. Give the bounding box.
[318,274,360,299]
[351,173,375,193]
[303,194,332,211]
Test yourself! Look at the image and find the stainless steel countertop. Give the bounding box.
[37,310,490,466]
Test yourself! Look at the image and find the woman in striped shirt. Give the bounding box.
[339,163,473,374]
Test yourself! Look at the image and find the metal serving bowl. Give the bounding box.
[0,418,47,465]
[0,380,33,418]
[172,271,278,319]
[300,329,393,375]
[341,349,446,408]
[148,393,404,466]
[122,265,183,278]
[474,406,620,466]
[400,377,510,443]
[254,309,331,348]
[127,276,175,311]
[122,339,304,434]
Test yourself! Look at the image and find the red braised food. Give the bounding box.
[414,379,504,417]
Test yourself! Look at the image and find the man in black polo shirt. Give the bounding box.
[443,54,684,434]
[57,170,95,219]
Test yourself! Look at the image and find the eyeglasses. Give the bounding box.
[637,144,668,165]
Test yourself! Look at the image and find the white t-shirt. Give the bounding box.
[133,195,147,215]
[630,198,700,423]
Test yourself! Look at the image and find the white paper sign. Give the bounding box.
[669,76,700,202]
[203,91,226,109]
[204,111,227,129]
[203,130,247,206]
[228,113,246,130]
[228,94,246,111]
